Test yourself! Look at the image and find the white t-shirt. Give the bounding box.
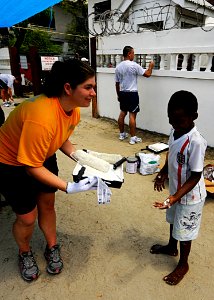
[168,126,207,205]
[0,74,15,88]
[115,60,145,92]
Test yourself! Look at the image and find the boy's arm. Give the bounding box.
[169,171,202,205]
[154,171,202,209]
[154,152,169,192]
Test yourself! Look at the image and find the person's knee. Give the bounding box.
[16,209,37,227]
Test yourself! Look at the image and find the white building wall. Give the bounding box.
[97,71,214,146]
[94,27,214,146]
[0,47,11,74]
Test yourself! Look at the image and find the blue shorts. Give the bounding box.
[118,91,140,113]
[0,154,59,215]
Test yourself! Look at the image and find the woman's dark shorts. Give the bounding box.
[0,154,59,215]
[118,91,140,113]
[0,106,5,126]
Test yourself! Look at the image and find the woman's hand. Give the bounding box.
[154,173,168,192]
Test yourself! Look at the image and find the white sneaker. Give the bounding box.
[119,132,128,141]
[2,102,10,107]
[129,136,142,145]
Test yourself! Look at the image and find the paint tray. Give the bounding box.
[72,163,124,189]
[142,142,169,154]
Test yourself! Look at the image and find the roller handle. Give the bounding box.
[74,166,86,183]
[113,157,127,170]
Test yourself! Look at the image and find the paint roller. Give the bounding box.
[71,150,111,173]
[82,149,126,170]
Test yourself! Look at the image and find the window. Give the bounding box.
[138,21,163,31]
[94,0,111,21]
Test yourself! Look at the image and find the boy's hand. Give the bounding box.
[154,173,168,192]
[153,198,171,209]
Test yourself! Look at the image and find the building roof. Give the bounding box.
[186,0,214,9]
[118,0,214,13]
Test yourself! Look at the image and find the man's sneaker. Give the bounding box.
[119,132,128,140]
[18,250,40,282]
[2,102,10,107]
[129,136,142,145]
[44,244,63,275]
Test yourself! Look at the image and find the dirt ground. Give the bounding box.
[0,99,214,300]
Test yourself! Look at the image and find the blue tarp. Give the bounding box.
[0,0,62,27]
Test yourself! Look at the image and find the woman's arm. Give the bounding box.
[27,140,77,191]
[26,166,67,192]
[60,139,76,157]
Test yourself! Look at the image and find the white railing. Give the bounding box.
[96,52,214,73]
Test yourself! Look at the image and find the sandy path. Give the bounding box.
[0,102,214,300]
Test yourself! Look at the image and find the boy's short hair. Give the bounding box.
[123,46,133,57]
[168,90,198,116]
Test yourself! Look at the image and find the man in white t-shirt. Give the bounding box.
[115,46,154,145]
[0,73,18,106]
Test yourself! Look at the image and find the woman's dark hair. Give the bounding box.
[42,59,95,97]
[123,46,133,57]
[168,90,198,116]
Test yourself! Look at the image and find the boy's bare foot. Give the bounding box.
[150,244,178,256]
[163,262,189,285]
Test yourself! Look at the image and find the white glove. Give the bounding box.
[66,176,98,194]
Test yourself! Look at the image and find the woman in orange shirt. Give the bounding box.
[0,60,97,282]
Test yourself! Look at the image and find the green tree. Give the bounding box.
[19,29,61,55]
[10,8,58,53]
[62,0,89,58]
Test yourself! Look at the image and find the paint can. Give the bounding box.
[126,156,138,174]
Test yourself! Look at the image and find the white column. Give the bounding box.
[100,55,104,67]
[110,55,116,67]
[205,54,213,72]
[193,54,200,71]
[170,54,177,71]
[105,55,110,68]
[181,54,188,71]
[115,54,122,66]
[159,54,166,70]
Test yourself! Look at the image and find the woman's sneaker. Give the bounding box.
[18,250,40,282]
[129,136,142,145]
[119,132,128,140]
[44,244,63,275]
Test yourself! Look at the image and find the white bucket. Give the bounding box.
[126,156,138,174]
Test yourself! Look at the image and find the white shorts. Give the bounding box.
[166,199,205,241]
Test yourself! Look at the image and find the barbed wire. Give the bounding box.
[87,2,214,36]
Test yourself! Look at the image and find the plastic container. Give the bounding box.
[126,156,138,174]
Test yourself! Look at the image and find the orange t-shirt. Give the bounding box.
[0,94,80,167]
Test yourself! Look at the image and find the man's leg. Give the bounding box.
[8,87,14,103]
[129,112,137,137]
[118,110,127,134]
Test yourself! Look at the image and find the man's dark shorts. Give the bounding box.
[118,91,140,113]
[0,154,59,215]
[0,79,8,90]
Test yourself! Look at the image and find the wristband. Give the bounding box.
[163,198,171,208]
